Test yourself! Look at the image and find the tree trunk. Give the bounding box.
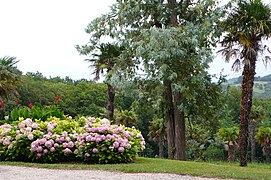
[265,142,271,163]
[228,144,236,162]
[168,0,178,27]
[107,84,115,121]
[239,56,256,167]
[173,91,186,160]
[158,135,164,158]
[249,119,256,162]
[163,80,175,159]
[168,0,186,161]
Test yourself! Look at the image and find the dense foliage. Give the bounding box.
[0,117,145,163]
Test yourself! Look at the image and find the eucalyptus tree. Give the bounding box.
[76,0,223,160]
[219,0,271,166]
[77,43,123,120]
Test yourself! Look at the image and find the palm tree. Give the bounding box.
[114,109,137,127]
[0,56,21,118]
[220,0,271,166]
[256,126,271,163]
[85,43,123,120]
[249,104,265,162]
[148,118,166,158]
[218,127,239,162]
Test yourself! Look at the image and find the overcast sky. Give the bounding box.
[0,0,270,80]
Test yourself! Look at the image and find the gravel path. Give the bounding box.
[0,165,222,180]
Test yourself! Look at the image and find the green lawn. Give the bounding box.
[1,157,271,179]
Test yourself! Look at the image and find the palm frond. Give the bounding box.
[218,47,240,63]
[232,58,242,72]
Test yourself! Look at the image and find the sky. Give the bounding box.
[0,0,270,81]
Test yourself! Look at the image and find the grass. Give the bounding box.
[1,157,271,179]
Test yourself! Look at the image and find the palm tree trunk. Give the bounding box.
[228,144,236,162]
[163,80,175,159]
[158,135,164,158]
[173,91,186,160]
[239,57,256,167]
[249,119,256,162]
[265,142,271,163]
[107,84,115,121]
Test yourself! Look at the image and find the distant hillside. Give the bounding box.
[226,74,271,99]
[228,74,271,84]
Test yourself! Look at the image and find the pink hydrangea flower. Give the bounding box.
[86,135,92,142]
[37,146,43,153]
[30,145,37,152]
[59,137,65,142]
[47,124,54,131]
[32,123,39,129]
[27,134,34,140]
[113,141,119,148]
[63,142,68,148]
[50,147,55,152]
[67,141,74,148]
[125,143,131,149]
[92,148,98,153]
[64,148,72,154]
[45,141,52,148]
[85,153,90,157]
[118,147,125,153]
[39,138,46,145]
[66,137,71,142]
[25,127,32,132]
[95,138,101,143]
[24,118,32,126]
[43,149,48,154]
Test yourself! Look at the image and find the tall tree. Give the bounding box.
[77,0,223,160]
[220,0,271,166]
[77,43,123,120]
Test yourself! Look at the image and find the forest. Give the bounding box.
[1,0,271,168]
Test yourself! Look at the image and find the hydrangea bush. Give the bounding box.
[0,116,145,164]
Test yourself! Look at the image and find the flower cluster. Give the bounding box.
[0,116,145,164]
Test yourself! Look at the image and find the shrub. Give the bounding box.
[0,116,145,164]
[10,105,65,122]
[202,144,225,162]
